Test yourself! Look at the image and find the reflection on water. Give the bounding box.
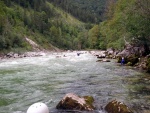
[0,51,150,113]
[123,74,150,112]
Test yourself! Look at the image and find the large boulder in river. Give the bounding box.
[105,100,133,113]
[117,43,148,58]
[56,93,95,111]
[117,42,148,56]
[116,43,146,65]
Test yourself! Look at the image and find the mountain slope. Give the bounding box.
[0,0,86,53]
[48,0,107,23]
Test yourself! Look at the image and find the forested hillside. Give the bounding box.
[99,0,150,50]
[0,0,149,54]
[48,0,106,23]
[0,0,90,53]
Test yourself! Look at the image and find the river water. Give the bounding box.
[0,51,149,113]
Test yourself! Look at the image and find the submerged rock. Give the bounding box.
[105,100,133,113]
[102,59,111,62]
[56,93,95,111]
[97,59,111,62]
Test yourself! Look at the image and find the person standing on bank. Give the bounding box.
[121,57,125,65]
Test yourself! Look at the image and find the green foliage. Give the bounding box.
[125,0,150,39]
[1,0,149,52]
[0,0,91,52]
[100,0,150,50]
[0,1,7,35]
[88,25,100,49]
[47,0,106,23]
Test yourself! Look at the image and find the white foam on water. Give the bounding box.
[0,51,149,113]
[13,111,24,113]
[53,62,63,67]
[0,53,57,68]
[60,51,96,62]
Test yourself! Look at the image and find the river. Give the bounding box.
[0,51,149,113]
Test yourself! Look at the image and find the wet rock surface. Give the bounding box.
[56,93,95,111]
[105,100,133,113]
[96,59,111,62]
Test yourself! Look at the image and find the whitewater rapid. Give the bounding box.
[0,51,149,113]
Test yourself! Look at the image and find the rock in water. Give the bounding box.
[27,102,49,113]
[56,93,95,111]
[105,100,133,113]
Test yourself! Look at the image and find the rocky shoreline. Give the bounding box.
[1,49,150,72]
[1,44,150,73]
[0,51,47,59]
[93,44,150,73]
